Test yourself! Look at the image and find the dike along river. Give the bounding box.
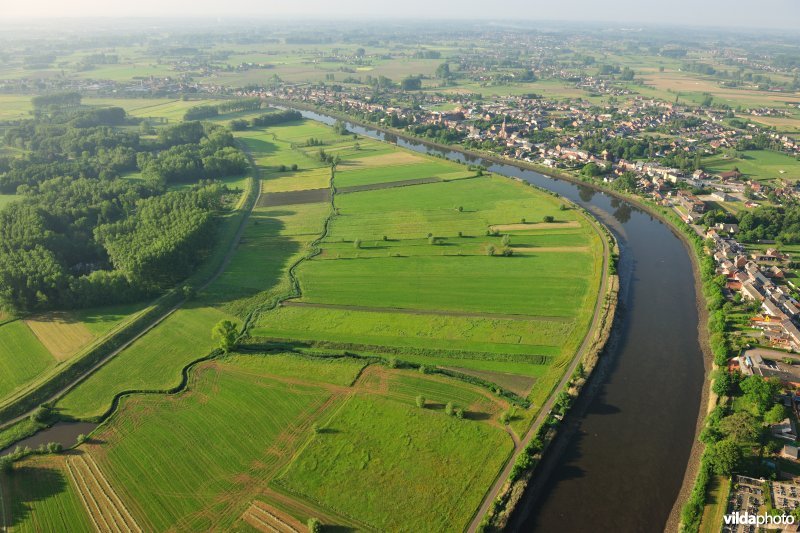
[289,108,706,532]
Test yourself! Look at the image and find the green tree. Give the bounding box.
[416,395,425,408]
[740,375,779,414]
[709,439,742,476]
[445,402,454,416]
[211,320,239,353]
[719,411,759,443]
[765,403,788,425]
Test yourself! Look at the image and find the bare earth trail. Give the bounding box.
[466,211,611,533]
[0,145,263,432]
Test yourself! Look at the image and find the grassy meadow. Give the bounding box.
[4,116,604,532]
[0,456,93,532]
[703,150,800,183]
[7,354,513,532]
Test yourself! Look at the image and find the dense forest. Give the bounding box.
[0,102,249,313]
[737,206,800,244]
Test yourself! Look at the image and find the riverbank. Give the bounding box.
[272,100,713,531]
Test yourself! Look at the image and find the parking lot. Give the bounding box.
[723,476,800,533]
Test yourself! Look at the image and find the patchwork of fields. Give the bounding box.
[2,116,606,532]
[2,355,514,532]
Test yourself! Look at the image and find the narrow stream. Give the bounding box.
[287,108,706,532]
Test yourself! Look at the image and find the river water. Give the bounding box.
[289,108,706,532]
[0,421,97,456]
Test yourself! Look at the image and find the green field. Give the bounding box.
[0,456,93,532]
[0,321,55,401]
[275,393,512,531]
[4,117,605,532]
[88,358,332,531]
[47,355,511,532]
[704,150,800,183]
[55,306,233,419]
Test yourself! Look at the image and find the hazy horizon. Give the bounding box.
[4,0,800,30]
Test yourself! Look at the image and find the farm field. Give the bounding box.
[2,117,606,532]
[54,120,336,419]
[0,455,94,532]
[0,321,55,402]
[55,305,234,420]
[5,354,513,532]
[703,150,800,183]
[275,392,512,532]
[240,119,604,410]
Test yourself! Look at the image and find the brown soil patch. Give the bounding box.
[66,452,143,532]
[490,221,580,232]
[25,312,94,362]
[338,176,441,193]
[242,500,304,533]
[341,151,424,168]
[444,367,536,397]
[257,188,330,207]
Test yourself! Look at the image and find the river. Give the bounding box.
[288,108,706,532]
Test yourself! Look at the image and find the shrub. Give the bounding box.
[291,163,298,171]
[502,248,514,257]
[502,234,511,246]
[543,215,555,223]
[455,408,464,419]
[354,239,362,249]
[416,395,425,408]
[30,404,52,424]
[486,245,496,256]
[445,402,455,416]
[307,517,322,533]
[46,442,63,454]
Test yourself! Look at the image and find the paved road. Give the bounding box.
[466,206,612,533]
[0,147,262,432]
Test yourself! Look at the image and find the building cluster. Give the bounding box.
[251,84,799,210]
[708,228,800,351]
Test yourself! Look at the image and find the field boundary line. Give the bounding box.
[66,457,111,532]
[82,454,142,532]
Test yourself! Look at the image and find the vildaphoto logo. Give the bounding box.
[723,511,796,526]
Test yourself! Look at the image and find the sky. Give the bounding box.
[4,0,800,30]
